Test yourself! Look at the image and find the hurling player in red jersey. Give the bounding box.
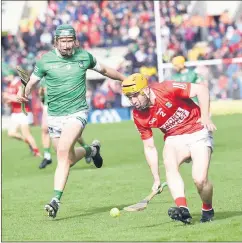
[122,73,217,224]
[3,76,41,157]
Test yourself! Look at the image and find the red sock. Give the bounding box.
[202,203,213,211]
[33,148,40,154]
[175,197,188,208]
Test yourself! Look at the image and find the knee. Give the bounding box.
[57,146,69,159]
[193,176,208,191]
[21,129,31,137]
[163,158,179,173]
[57,144,71,160]
[8,131,15,137]
[42,125,48,134]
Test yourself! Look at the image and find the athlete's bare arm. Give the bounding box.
[92,62,126,82]
[17,74,41,102]
[25,74,41,97]
[189,83,216,131]
[143,136,161,189]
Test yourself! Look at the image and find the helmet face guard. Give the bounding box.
[55,24,76,56]
[122,73,150,110]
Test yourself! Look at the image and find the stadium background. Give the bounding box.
[1,1,242,241]
[2,0,242,127]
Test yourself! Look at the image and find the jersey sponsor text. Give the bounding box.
[160,107,189,131]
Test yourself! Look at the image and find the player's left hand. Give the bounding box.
[197,117,217,132]
[16,86,29,103]
[152,181,161,193]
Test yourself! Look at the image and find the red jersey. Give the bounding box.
[133,81,203,140]
[6,78,30,113]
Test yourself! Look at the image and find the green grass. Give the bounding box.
[2,114,242,241]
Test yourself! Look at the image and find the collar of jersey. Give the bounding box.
[148,88,156,108]
[55,48,75,58]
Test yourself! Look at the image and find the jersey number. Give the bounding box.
[156,108,166,117]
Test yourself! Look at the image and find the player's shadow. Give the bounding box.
[53,208,241,223]
[54,204,129,221]
[192,210,241,222]
[70,165,97,171]
[132,220,173,229]
[132,210,242,229]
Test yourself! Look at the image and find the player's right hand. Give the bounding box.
[16,86,29,103]
[198,117,217,132]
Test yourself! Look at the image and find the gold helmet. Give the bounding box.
[122,73,148,96]
[172,56,185,66]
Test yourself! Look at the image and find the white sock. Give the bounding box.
[90,146,97,157]
[44,152,51,160]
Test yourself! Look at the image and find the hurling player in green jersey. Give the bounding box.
[17,24,126,218]
[171,56,207,105]
[38,78,92,169]
[38,77,52,169]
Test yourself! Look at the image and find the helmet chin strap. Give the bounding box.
[56,39,74,57]
[137,88,151,110]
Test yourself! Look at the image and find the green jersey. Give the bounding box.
[40,78,48,106]
[171,69,203,104]
[33,48,96,116]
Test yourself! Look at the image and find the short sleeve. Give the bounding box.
[40,77,45,87]
[163,81,191,99]
[134,115,153,140]
[33,59,46,79]
[87,52,97,69]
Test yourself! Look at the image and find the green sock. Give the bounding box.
[82,144,92,157]
[44,148,50,153]
[79,141,86,146]
[54,190,63,201]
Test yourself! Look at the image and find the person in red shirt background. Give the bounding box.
[2,75,41,157]
[122,73,216,224]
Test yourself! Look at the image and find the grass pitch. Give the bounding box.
[2,114,242,241]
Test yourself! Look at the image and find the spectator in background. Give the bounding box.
[92,84,107,110]
[88,25,101,47]
[106,81,122,108]
[135,45,148,68]
[40,29,53,48]
[2,0,242,114]
[231,73,241,100]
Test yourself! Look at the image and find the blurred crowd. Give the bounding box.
[2,0,242,114]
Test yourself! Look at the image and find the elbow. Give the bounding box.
[100,66,108,76]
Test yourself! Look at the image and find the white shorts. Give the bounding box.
[9,112,33,128]
[165,128,214,151]
[47,110,88,138]
[43,105,48,113]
